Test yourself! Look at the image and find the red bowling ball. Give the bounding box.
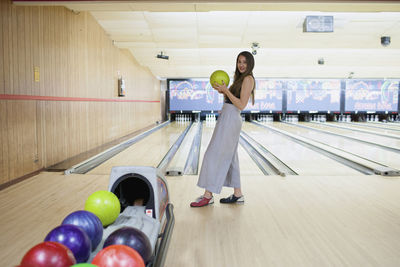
[19,241,76,267]
[92,244,145,267]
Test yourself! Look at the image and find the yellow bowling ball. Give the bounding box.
[84,190,120,227]
[210,70,230,87]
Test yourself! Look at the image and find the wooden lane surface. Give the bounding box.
[197,122,214,171]
[165,173,400,267]
[2,158,400,266]
[0,172,110,266]
[237,142,266,176]
[88,122,188,175]
[366,122,400,130]
[339,122,400,135]
[305,122,400,149]
[272,122,400,170]
[4,171,400,266]
[243,123,361,176]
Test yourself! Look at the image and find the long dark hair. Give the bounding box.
[229,51,255,104]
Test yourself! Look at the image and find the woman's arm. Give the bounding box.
[213,75,254,110]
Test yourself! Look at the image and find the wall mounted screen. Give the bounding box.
[286,79,341,112]
[345,79,399,112]
[169,79,223,111]
[169,78,282,112]
[169,78,399,113]
[243,79,283,112]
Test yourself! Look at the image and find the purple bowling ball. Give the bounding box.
[44,224,91,263]
[62,210,103,250]
[103,226,153,263]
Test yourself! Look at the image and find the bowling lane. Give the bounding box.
[200,122,264,176]
[303,122,400,149]
[242,123,361,176]
[383,122,400,128]
[270,122,400,170]
[88,122,189,175]
[332,122,400,136]
[365,122,400,131]
[198,122,214,171]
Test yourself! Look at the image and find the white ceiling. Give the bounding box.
[33,2,400,79]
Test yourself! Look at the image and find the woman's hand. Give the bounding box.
[212,81,229,94]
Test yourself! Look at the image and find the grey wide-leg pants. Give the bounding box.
[197,103,242,194]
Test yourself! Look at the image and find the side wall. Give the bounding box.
[0,0,161,185]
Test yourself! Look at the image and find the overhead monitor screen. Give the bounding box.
[286,79,341,112]
[345,79,399,112]
[168,79,223,111]
[244,79,283,112]
[169,79,283,112]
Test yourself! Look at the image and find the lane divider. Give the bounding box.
[65,121,170,175]
[252,121,400,176]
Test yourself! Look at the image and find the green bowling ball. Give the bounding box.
[210,70,230,87]
[84,190,120,227]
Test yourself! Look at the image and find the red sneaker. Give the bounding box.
[190,195,214,207]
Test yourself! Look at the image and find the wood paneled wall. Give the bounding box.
[0,0,161,186]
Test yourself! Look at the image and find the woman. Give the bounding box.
[190,51,255,207]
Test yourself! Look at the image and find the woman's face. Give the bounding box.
[237,55,247,74]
